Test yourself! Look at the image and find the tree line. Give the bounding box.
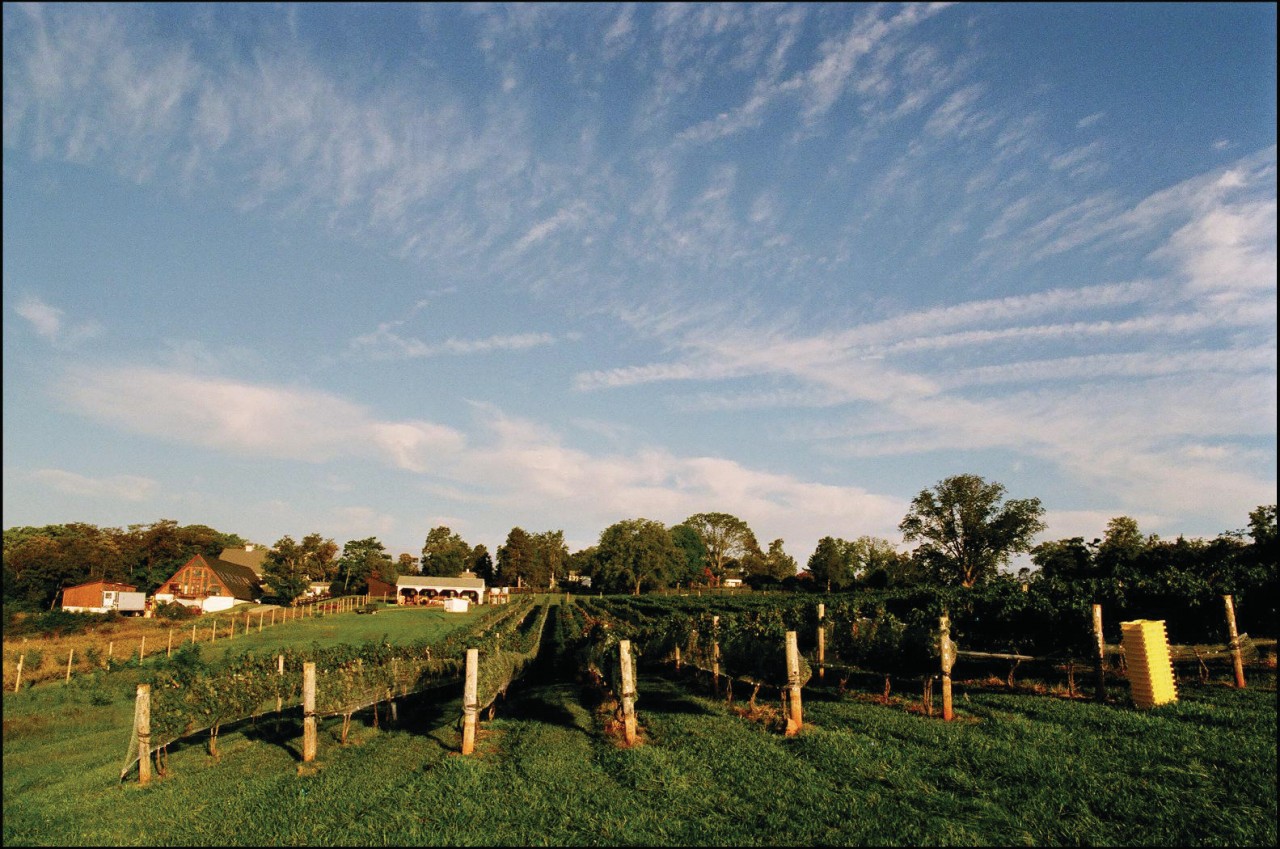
[4,475,1275,626]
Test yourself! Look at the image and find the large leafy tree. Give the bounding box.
[807,536,857,591]
[497,527,535,588]
[529,530,569,589]
[470,544,496,583]
[669,524,709,587]
[396,552,419,576]
[264,533,338,603]
[123,519,245,595]
[747,538,797,583]
[899,474,1046,588]
[2,523,129,609]
[595,518,683,595]
[334,537,394,594]
[681,512,761,586]
[421,526,472,577]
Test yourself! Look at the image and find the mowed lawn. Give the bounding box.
[2,603,1276,846]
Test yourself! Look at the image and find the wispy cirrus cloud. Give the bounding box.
[347,325,559,361]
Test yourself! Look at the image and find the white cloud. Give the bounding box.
[30,468,157,502]
[14,295,101,346]
[58,366,466,470]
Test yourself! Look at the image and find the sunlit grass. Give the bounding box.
[3,603,1274,847]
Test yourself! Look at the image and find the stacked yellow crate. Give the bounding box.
[1120,619,1178,708]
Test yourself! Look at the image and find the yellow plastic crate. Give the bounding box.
[1120,619,1178,708]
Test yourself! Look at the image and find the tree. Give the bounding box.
[669,524,709,587]
[470,544,496,584]
[421,526,471,577]
[497,527,535,588]
[898,474,1046,588]
[848,536,912,587]
[396,552,419,576]
[122,519,245,595]
[746,538,797,583]
[806,537,856,591]
[529,530,569,589]
[681,512,762,587]
[2,523,129,609]
[595,518,683,595]
[263,533,338,603]
[334,537,393,594]
[1030,537,1096,583]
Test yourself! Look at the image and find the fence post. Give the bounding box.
[13,654,23,692]
[108,641,114,664]
[461,648,479,755]
[259,612,263,633]
[139,636,146,662]
[271,609,276,626]
[66,648,74,683]
[785,631,803,736]
[135,684,152,786]
[1223,594,1247,689]
[167,629,173,658]
[302,662,317,763]
[817,603,826,680]
[1092,604,1106,702]
[211,620,217,643]
[712,615,721,694]
[619,640,638,746]
[674,645,681,670]
[940,615,955,721]
[276,654,285,714]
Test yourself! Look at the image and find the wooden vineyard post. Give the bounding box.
[712,616,721,695]
[674,645,681,670]
[271,609,276,626]
[817,603,826,680]
[108,641,114,665]
[211,620,217,643]
[619,640,638,746]
[461,648,479,755]
[1092,604,1107,702]
[302,662,317,763]
[135,684,152,786]
[276,654,285,714]
[245,613,251,635]
[259,612,264,633]
[66,648,74,683]
[940,615,955,722]
[167,629,173,658]
[784,631,803,736]
[1223,595,1247,689]
[139,636,146,662]
[13,654,23,692]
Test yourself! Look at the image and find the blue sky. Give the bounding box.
[3,3,1276,566]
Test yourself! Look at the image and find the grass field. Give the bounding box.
[3,599,1276,846]
[1,600,495,688]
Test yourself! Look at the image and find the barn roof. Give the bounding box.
[396,575,485,590]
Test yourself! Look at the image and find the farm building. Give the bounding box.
[366,573,397,601]
[396,572,486,605]
[152,553,263,613]
[61,580,147,615]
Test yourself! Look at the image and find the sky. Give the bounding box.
[3,3,1276,568]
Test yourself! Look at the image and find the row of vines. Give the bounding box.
[126,597,552,777]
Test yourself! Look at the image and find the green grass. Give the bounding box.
[3,601,1275,846]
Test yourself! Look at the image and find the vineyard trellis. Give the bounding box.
[120,597,552,781]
